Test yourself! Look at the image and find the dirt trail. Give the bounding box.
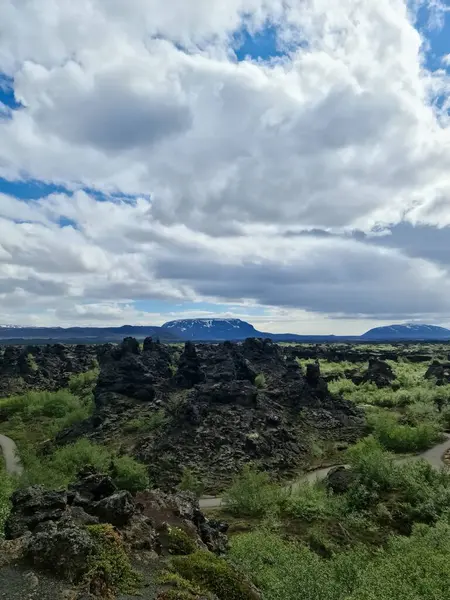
[0,434,24,476]
[2,431,449,507]
[199,434,450,509]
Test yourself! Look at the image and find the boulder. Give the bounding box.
[360,358,395,388]
[27,519,95,582]
[425,360,450,385]
[5,487,69,540]
[324,466,356,495]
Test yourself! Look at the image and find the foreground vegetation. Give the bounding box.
[222,437,450,599]
[0,370,149,538]
[2,344,450,598]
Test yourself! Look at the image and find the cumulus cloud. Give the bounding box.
[0,0,449,330]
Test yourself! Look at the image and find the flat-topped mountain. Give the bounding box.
[362,324,450,341]
[162,318,261,340]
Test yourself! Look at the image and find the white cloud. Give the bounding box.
[0,1,450,331]
[1,192,450,332]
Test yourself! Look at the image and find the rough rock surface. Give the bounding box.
[57,337,365,491]
[1,468,231,598]
[324,466,357,495]
[0,343,98,398]
[425,360,450,385]
[5,468,227,555]
[359,358,396,388]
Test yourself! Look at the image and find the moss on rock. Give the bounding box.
[170,550,261,600]
[86,524,142,597]
[167,526,198,555]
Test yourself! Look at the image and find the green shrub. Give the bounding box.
[283,483,344,522]
[0,388,94,444]
[0,467,15,537]
[369,411,441,453]
[230,521,450,600]
[111,454,150,493]
[68,369,99,399]
[254,374,266,389]
[86,524,142,596]
[124,409,167,433]
[157,571,205,599]
[21,439,149,492]
[177,467,204,498]
[167,527,198,555]
[171,551,258,600]
[222,465,286,518]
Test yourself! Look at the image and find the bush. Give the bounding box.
[222,465,286,518]
[167,527,198,555]
[177,467,204,498]
[171,550,258,600]
[68,369,99,399]
[0,388,94,444]
[230,521,450,600]
[111,454,150,493]
[86,524,142,596]
[369,412,441,453]
[21,438,149,492]
[283,483,344,522]
[124,409,167,433]
[254,374,266,389]
[0,467,15,537]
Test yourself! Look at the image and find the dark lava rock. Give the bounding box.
[27,519,95,582]
[425,360,450,385]
[175,341,205,388]
[324,466,357,495]
[56,336,365,492]
[90,490,135,526]
[0,343,99,398]
[5,487,69,539]
[135,489,228,555]
[68,466,118,503]
[137,338,366,491]
[94,336,173,409]
[360,358,395,388]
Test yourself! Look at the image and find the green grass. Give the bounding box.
[229,520,450,600]
[124,409,167,433]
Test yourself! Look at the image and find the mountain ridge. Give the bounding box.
[1,319,449,343]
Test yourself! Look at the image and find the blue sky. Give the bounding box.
[1,1,450,333]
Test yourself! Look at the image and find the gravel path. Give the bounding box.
[199,434,450,509]
[0,434,24,476]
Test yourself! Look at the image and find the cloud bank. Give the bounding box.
[0,0,450,333]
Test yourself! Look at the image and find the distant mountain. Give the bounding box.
[162,318,357,342]
[0,325,177,343]
[362,324,450,341]
[162,318,261,340]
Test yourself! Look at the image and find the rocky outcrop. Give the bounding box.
[5,467,227,555]
[425,360,450,385]
[137,339,365,491]
[94,337,174,409]
[0,343,98,397]
[1,468,233,599]
[324,466,357,495]
[56,337,365,492]
[359,358,395,388]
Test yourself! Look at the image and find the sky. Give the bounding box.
[1,1,450,335]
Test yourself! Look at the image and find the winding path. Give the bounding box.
[0,433,24,476]
[1,431,450,506]
[198,434,450,509]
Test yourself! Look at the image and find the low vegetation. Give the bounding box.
[221,436,450,600]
